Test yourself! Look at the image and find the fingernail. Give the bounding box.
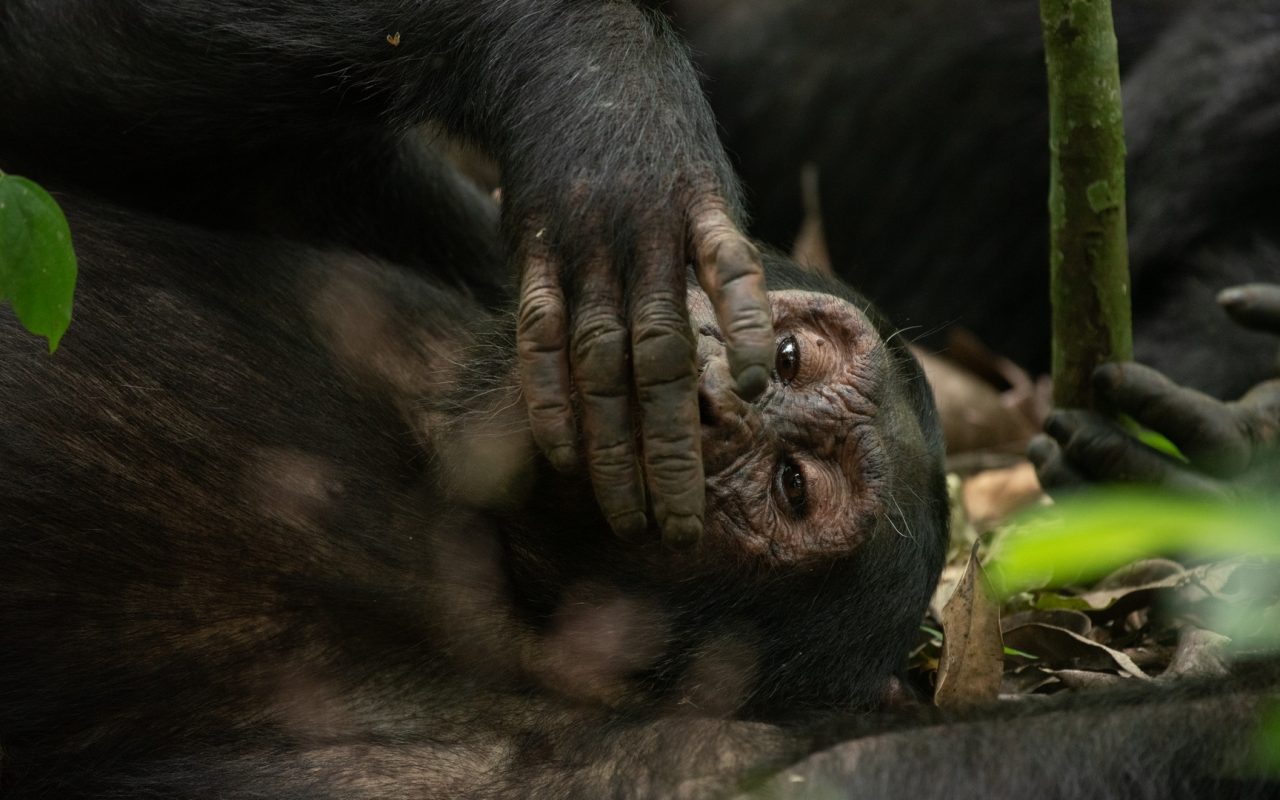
[610,511,649,541]
[1218,287,1247,308]
[1045,412,1070,440]
[1026,433,1054,463]
[1092,363,1120,391]
[662,515,702,550]
[547,445,579,473]
[734,364,770,400]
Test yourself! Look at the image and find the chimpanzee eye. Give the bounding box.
[776,459,807,517]
[775,336,800,384]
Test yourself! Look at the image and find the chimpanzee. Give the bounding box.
[5,152,1276,800]
[0,1,950,795]
[658,0,1280,399]
[0,2,1277,798]
[0,192,950,797]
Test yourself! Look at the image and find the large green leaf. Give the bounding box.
[0,173,77,352]
[991,489,1280,596]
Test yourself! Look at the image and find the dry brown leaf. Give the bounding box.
[944,328,1052,433]
[962,461,1045,526]
[935,543,1004,707]
[1001,665,1060,695]
[1001,623,1149,679]
[1122,645,1175,670]
[1074,560,1247,617]
[790,163,835,278]
[1001,608,1093,637]
[1162,628,1231,679]
[915,351,1037,455]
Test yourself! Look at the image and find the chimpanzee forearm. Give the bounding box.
[0,1,734,211]
[38,706,802,800]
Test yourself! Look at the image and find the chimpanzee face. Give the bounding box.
[688,285,945,564]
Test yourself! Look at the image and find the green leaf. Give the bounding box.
[919,625,944,640]
[0,173,77,352]
[1002,646,1038,660]
[990,489,1280,597]
[1252,704,1280,776]
[1121,414,1187,461]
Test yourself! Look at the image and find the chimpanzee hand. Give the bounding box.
[1031,284,1280,496]
[496,7,775,550]
[513,179,773,549]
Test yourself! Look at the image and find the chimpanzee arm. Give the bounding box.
[1031,283,1280,494]
[0,1,775,547]
[40,674,1278,799]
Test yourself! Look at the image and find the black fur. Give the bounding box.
[663,0,1280,398]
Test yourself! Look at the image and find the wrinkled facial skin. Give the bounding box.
[689,287,940,563]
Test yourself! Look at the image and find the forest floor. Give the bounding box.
[912,341,1269,707]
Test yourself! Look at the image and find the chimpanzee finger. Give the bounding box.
[1044,410,1224,495]
[1218,283,1280,335]
[1027,433,1088,493]
[690,206,774,400]
[517,227,579,472]
[629,235,704,549]
[1236,378,1280,450]
[1092,363,1249,476]
[570,250,649,540]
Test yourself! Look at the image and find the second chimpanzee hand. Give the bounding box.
[1031,284,1280,496]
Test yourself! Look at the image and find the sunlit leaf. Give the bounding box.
[0,173,77,351]
[990,489,1280,596]
[1122,414,1187,461]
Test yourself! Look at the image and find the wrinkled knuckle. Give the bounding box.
[724,307,775,342]
[572,315,629,368]
[630,291,687,328]
[686,190,730,220]
[517,290,566,339]
[524,392,571,418]
[714,237,764,280]
[632,322,696,387]
[573,309,626,343]
[645,434,700,463]
[589,440,639,475]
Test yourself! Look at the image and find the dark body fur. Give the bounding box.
[0,1,948,794]
[0,2,1275,798]
[663,0,1280,398]
[0,202,1274,800]
[0,195,947,797]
